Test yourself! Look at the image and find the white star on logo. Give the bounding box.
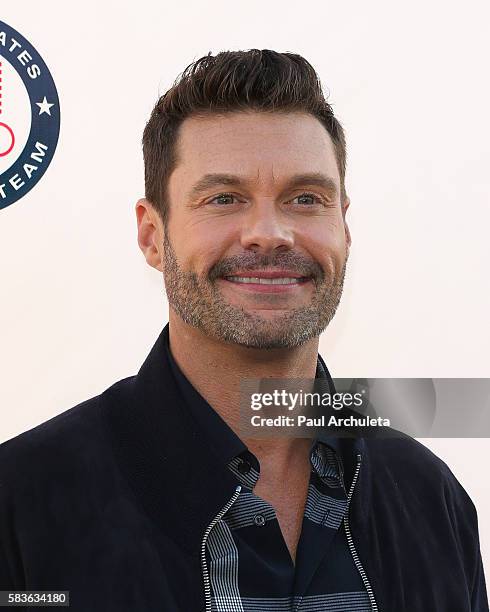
[36,97,54,116]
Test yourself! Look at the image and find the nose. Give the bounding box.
[240,202,295,254]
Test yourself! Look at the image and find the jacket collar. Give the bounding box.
[164,322,344,461]
[102,323,364,557]
[165,327,248,466]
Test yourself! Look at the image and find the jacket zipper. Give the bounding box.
[343,453,379,611]
[201,484,242,612]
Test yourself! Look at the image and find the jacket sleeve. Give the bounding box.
[472,546,489,612]
[0,444,19,589]
[0,482,15,588]
[0,542,14,589]
[440,459,489,611]
[449,471,489,611]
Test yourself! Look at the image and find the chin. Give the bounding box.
[218,319,318,350]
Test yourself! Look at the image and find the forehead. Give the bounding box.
[172,111,340,185]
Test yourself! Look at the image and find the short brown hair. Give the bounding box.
[142,49,347,223]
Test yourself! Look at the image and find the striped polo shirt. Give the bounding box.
[166,339,370,612]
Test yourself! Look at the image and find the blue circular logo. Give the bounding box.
[0,21,60,210]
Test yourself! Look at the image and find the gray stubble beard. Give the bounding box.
[162,232,348,349]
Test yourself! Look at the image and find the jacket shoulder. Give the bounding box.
[365,434,478,521]
[0,376,136,484]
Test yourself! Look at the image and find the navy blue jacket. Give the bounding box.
[0,325,488,611]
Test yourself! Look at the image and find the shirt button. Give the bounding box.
[238,459,251,475]
[254,513,266,527]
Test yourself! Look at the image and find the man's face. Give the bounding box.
[147,111,351,349]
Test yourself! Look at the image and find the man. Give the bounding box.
[0,49,487,611]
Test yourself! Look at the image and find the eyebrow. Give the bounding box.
[187,172,339,200]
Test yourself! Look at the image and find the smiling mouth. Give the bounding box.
[223,275,310,285]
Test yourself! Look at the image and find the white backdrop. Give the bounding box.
[1,0,489,574]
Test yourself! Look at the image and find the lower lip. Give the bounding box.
[219,277,312,293]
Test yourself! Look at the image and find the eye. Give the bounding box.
[209,192,240,206]
[290,192,325,206]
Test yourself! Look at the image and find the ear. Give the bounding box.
[135,198,165,272]
[341,195,352,249]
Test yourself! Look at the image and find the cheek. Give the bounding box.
[174,225,234,275]
[301,221,347,267]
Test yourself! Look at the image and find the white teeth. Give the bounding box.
[225,276,304,285]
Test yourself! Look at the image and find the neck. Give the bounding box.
[168,312,320,465]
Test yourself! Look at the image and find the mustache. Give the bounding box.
[208,252,325,282]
